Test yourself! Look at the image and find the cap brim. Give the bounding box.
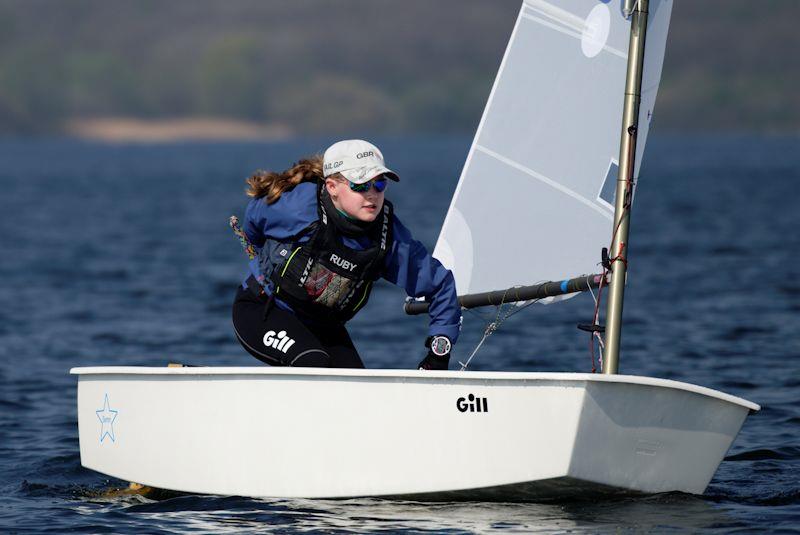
[340,165,400,184]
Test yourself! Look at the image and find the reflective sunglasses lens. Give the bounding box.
[348,177,387,193]
[349,181,370,192]
[372,178,388,192]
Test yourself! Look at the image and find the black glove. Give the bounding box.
[418,352,450,370]
[418,336,452,370]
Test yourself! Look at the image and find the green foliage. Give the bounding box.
[62,52,141,114]
[0,45,68,132]
[270,75,402,134]
[399,71,494,133]
[196,35,268,119]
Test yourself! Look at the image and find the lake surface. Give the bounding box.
[1,135,798,533]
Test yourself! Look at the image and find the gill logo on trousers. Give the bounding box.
[263,330,296,353]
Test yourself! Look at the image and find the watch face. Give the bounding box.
[431,336,451,356]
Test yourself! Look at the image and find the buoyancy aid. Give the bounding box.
[262,183,394,323]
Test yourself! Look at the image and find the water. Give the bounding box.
[1,135,798,533]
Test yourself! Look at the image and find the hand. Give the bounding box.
[418,335,452,370]
[418,352,450,370]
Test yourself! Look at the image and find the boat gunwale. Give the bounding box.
[70,367,759,411]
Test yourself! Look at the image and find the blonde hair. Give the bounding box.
[245,155,324,204]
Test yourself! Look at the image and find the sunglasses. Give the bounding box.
[349,177,388,193]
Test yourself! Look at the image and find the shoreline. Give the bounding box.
[65,117,294,143]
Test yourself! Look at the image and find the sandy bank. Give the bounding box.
[66,117,293,142]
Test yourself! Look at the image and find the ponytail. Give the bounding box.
[245,155,324,204]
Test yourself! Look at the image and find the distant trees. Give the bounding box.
[197,35,267,119]
[0,0,515,136]
[0,0,797,136]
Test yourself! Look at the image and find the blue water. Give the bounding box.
[1,135,798,533]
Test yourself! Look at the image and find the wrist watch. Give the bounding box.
[430,335,452,357]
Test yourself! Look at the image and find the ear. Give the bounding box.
[325,178,338,197]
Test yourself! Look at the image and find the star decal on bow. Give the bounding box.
[96,393,118,443]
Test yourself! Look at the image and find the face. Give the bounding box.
[325,175,385,222]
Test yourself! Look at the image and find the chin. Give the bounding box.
[357,211,379,223]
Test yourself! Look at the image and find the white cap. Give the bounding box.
[322,139,400,184]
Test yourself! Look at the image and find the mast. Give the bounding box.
[603,0,650,375]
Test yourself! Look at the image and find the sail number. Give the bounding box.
[456,394,488,413]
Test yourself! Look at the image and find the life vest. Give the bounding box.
[262,184,394,323]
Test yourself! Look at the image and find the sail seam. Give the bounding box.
[521,14,581,39]
[475,144,613,221]
[520,13,627,60]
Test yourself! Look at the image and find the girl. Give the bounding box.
[232,139,460,369]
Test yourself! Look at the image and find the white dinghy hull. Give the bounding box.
[72,367,757,500]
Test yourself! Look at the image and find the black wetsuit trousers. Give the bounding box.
[232,286,365,368]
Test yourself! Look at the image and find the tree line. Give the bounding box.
[0,0,797,136]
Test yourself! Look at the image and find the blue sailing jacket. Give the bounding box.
[241,182,461,343]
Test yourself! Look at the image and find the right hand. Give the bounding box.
[418,335,452,370]
[418,352,450,370]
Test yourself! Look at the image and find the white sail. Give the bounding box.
[434,0,672,295]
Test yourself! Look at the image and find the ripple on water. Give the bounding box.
[725,447,800,462]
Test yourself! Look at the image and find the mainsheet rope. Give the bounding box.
[459,287,540,371]
[459,274,609,372]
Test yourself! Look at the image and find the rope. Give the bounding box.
[587,126,637,372]
[458,320,499,371]
[458,287,539,371]
[589,271,606,373]
[229,216,257,260]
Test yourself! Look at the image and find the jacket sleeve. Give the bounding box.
[243,197,268,250]
[244,183,319,245]
[382,215,462,343]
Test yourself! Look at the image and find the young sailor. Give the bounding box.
[232,139,460,369]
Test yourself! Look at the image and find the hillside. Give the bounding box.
[0,0,797,136]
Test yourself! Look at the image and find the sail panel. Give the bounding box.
[434,0,672,296]
[434,148,613,294]
[635,0,673,176]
